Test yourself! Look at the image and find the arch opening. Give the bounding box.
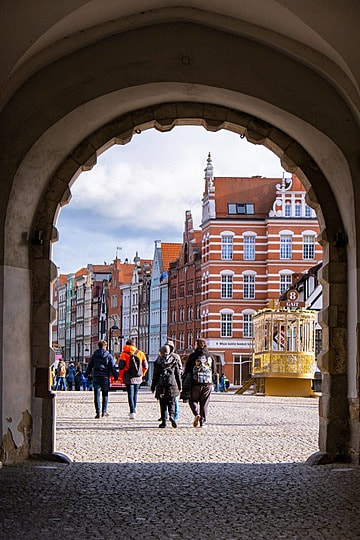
[20,103,348,464]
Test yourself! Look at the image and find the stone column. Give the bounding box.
[317,232,349,459]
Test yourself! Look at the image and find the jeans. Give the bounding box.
[93,376,109,416]
[126,383,140,413]
[159,396,176,422]
[164,397,179,421]
[55,376,66,391]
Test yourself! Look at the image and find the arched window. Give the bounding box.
[280,230,294,259]
[221,231,235,260]
[220,308,234,337]
[243,231,256,260]
[220,270,234,299]
[302,230,317,259]
[243,270,256,299]
[242,309,256,338]
[279,269,293,295]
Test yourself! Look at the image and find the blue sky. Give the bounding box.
[52,126,285,274]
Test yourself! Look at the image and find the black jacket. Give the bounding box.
[151,353,182,399]
[85,349,118,379]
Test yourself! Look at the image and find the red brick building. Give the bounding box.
[168,211,202,360]
[171,155,321,384]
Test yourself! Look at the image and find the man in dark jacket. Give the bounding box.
[66,363,76,391]
[85,340,118,418]
[151,344,182,428]
[165,339,182,422]
[185,338,215,428]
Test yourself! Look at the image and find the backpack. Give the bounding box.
[127,350,143,378]
[158,365,176,387]
[192,354,213,384]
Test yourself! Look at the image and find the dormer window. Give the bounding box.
[228,203,255,215]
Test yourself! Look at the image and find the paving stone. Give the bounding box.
[0,390,359,538]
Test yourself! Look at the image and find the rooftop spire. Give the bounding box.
[204,152,214,181]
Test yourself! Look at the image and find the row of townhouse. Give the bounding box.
[52,155,322,385]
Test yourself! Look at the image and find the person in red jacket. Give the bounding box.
[119,339,148,419]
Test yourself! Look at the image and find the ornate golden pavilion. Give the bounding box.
[252,304,317,397]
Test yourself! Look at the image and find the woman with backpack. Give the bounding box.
[119,338,148,419]
[184,338,216,428]
[151,344,182,428]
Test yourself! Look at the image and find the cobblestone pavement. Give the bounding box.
[1,390,360,539]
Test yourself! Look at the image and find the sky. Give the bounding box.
[52,126,285,275]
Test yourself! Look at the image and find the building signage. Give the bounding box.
[207,338,254,349]
[279,289,305,309]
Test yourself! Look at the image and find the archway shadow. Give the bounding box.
[0,460,359,539]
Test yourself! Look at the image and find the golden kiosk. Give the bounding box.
[252,304,316,397]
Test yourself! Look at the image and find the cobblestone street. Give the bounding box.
[55,389,320,464]
[1,390,360,539]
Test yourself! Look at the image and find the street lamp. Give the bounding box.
[108,315,119,354]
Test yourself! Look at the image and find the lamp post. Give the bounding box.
[108,315,119,354]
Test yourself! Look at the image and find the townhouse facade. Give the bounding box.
[168,211,202,361]
[198,155,321,384]
[148,241,182,380]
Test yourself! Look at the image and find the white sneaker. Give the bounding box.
[129,412,135,419]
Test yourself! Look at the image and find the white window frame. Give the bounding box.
[243,272,256,299]
[243,232,256,260]
[221,274,233,298]
[221,231,235,260]
[303,234,315,260]
[280,232,293,259]
[280,271,293,295]
[220,309,234,337]
[242,310,255,338]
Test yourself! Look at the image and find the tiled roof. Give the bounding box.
[213,176,284,218]
[161,243,182,271]
[118,264,133,284]
[59,274,67,286]
[92,264,113,273]
[74,267,87,278]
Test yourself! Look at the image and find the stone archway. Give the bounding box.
[1,14,358,465]
[29,103,348,461]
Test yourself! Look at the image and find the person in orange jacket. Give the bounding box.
[119,338,148,419]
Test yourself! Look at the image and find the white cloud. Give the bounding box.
[53,126,285,273]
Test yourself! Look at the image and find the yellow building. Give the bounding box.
[252,307,316,397]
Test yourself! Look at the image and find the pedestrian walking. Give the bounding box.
[87,373,93,391]
[55,358,67,391]
[164,339,182,422]
[66,362,76,391]
[151,344,182,428]
[74,366,82,391]
[213,371,220,392]
[119,338,148,419]
[85,340,118,418]
[184,338,215,428]
[81,372,88,391]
